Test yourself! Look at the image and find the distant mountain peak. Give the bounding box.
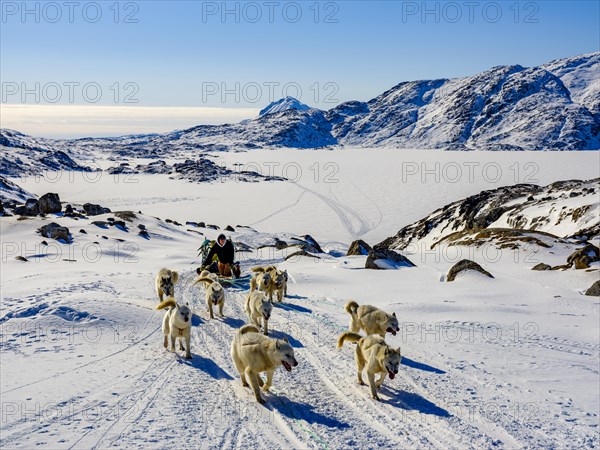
[259,97,312,116]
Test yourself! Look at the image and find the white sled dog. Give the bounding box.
[338,332,401,400]
[345,301,400,337]
[155,268,179,301]
[196,276,225,319]
[157,298,192,359]
[230,324,298,403]
[195,269,219,289]
[250,267,272,294]
[245,291,273,336]
[251,266,287,302]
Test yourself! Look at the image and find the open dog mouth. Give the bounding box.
[387,327,397,336]
[282,361,292,372]
[263,314,270,320]
[387,369,398,379]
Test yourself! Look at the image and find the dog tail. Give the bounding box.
[239,324,260,335]
[337,331,362,348]
[265,265,277,272]
[156,298,177,310]
[171,271,179,284]
[250,277,258,291]
[195,276,215,284]
[345,300,359,315]
[251,266,266,273]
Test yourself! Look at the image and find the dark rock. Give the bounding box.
[113,220,127,229]
[14,198,39,216]
[15,256,28,262]
[206,224,220,230]
[584,280,600,296]
[138,230,149,239]
[347,239,372,256]
[567,243,600,269]
[37,193,61,214]
[447,259,493,282]
[531,263,552,271]
[79,229,87,234]
[365,248,415,270]
[198,222,206,228]
[92,221,109,228]
[107,217,115,222]
[40,240,48,246]
[114,211,137,221]
[285,250,321,261]
[64,204,74,214]
[275,239,288,250]
[38,222,70,242]
[225,225,235,232]
[138,224,146,230]
[83,203,111,216]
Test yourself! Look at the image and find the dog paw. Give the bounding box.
[257,397,266,405]
[185,355,192,360]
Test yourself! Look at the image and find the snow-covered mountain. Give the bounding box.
[259,96,312,116]
[376,178,600,252]
[0,130,95,177]
[0,52,598,169]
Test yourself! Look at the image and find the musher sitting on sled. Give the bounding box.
[198,234,240,278]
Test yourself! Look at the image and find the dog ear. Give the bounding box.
[392,312,396,317]
[276,341,281,350]
[283,336,289,343]
[396,347,401,354]
[186,302,189,306]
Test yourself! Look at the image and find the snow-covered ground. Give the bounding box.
[1,149,599,449]
[16,148,600,243]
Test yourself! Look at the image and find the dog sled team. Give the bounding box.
[153,235,402,403]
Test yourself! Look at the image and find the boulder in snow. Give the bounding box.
[365,249,415,270]
[38,222,71,243]
[447,259,493,282]
[347,239,372,256]
[83,203,111,216]
[584,280,600,296]
[37,193,61,214]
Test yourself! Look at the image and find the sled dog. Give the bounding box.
[338,332,401,400]
[250,267,272,294]
[345,301,399,337]
[155,268,179,302]
[245,291,273,335]
[230,324,298,403]
[196,276,225,319]
[157,298,192,359]
[251,266,287,302]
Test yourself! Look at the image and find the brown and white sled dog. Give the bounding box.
[155,268,179,301]
[196,276,225,319]
[345,301,400,337]
[251,266,287,302]
[337,332,401,400]
[230,324,298,404]
[244,291,273,336]
[157,298,192,359]
[250,267,271,294]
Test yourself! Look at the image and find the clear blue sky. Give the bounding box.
[1,0,599,110]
